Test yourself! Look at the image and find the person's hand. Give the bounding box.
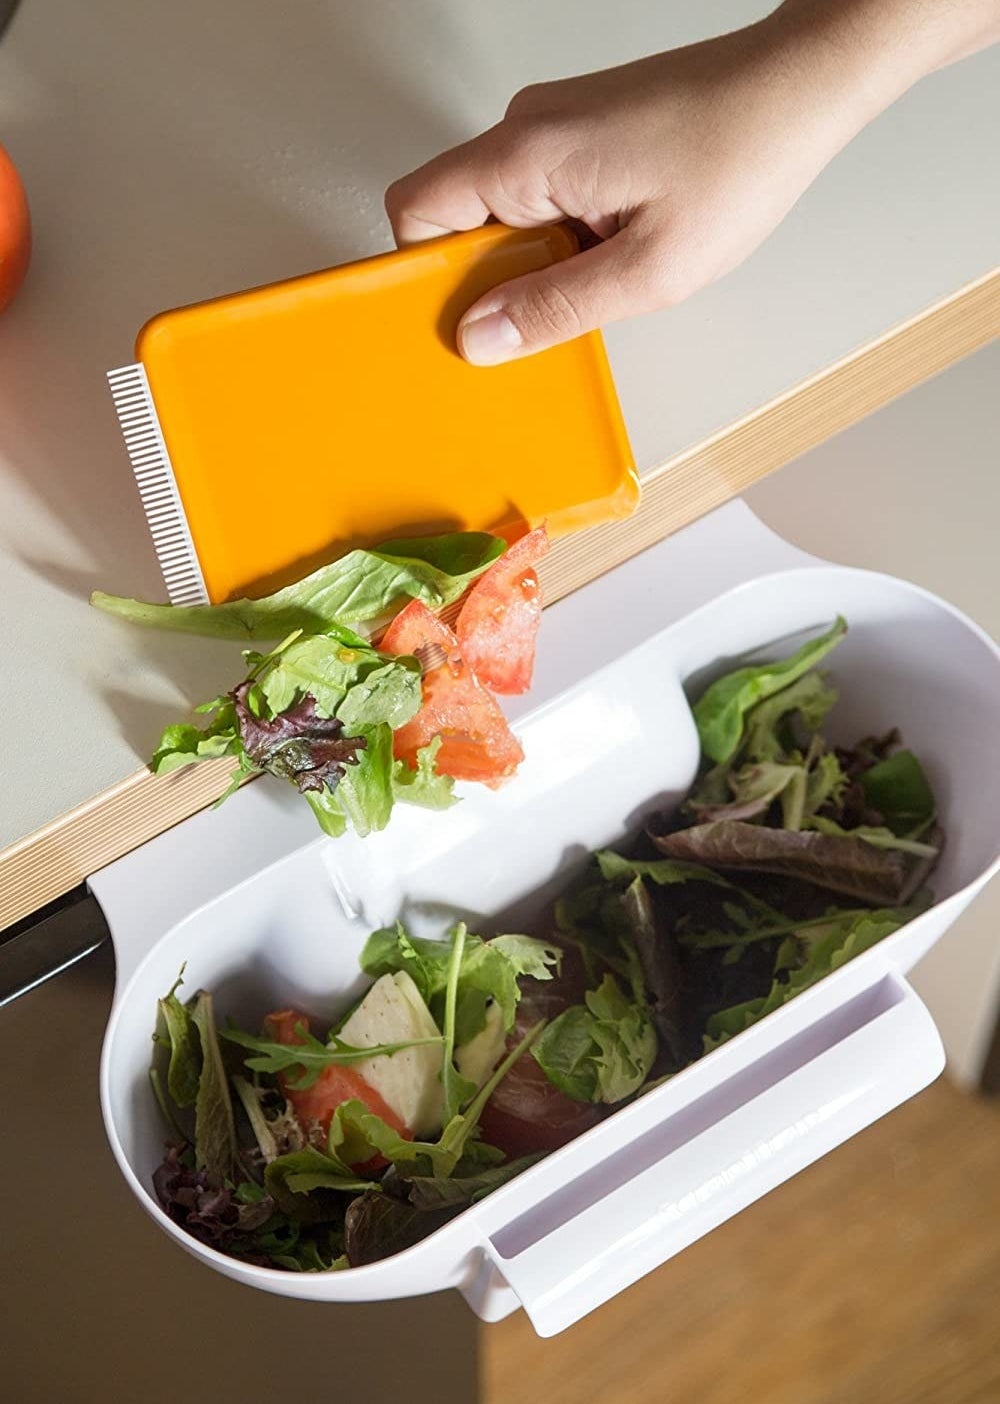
[385,0,1000,365]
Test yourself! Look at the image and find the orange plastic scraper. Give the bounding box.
[107,224,639,606]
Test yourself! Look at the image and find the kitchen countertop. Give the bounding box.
[0,0,998,860]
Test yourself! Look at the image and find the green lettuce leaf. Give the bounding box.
[595,851,732,889]
[692,618,847,764]
[532,973,657,1104]
[254,632,420,722]
[190,991,241,1187]
[151,722,242,776]
[392,738,457,811]
[333,723,395,837]
[859,749,936,836]
[807,815,940,858]
[265,1147,373,1219]
[149,628,428,838]
[703,908,907,1051]
[397,1155,542,1211]
[152,968,201,1108]
[91,532,505,641]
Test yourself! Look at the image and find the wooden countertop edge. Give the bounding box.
[3,264,998,930]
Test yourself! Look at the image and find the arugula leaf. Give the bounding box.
[532,974,657,1104]
[692,618,847,764]
[265,1147,372,1219]
[859,750,936,836]
[679,898,928,950]
[807,815,940,858]
[488,934,563,984]
[703,908,907,1051]
[152,969,201,1108]
[190,991,241,1187]
[91,532,506,641]
[391,738,457,811]
[221,1019,443,1090]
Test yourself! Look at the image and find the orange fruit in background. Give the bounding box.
[0,141,30,313]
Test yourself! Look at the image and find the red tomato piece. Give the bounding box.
[478,947,607,1157]
[264,1010,410,1166]
[456,527,550,695]
[381,599,524,788]
[0,143,30,314]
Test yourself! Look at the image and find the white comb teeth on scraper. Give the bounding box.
[106,363,209,607]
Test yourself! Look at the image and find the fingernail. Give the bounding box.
[459,310,522,366]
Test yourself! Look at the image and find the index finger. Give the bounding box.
[385,136,497,245]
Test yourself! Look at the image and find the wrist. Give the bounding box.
[757,0,938,138]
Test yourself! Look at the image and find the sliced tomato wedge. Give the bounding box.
[478,945,607,1157]
[264,1009,410,1165]
[381,600,524,788]
[456,526,550,695]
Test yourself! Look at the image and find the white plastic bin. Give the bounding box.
[94,501,1000,1337]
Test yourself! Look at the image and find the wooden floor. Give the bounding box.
[483,1079,1000,1404]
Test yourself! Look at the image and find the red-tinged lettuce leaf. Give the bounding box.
[344,1191,457,1267]
[153,1144,275,1245]
[618,877,685,1066]
[231,681,366,794]
[653,820,928,905]
[396,1154,542,1212]
[343,1153,543,1266]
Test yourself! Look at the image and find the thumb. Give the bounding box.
[457,222,665,365]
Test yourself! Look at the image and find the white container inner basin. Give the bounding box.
[101,563,1000,1313]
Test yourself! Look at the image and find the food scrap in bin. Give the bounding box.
[149,617,945,1270]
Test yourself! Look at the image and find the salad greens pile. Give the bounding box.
[150,616,945,1272]
[151,926,561,1271]
[93,533,504,838]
